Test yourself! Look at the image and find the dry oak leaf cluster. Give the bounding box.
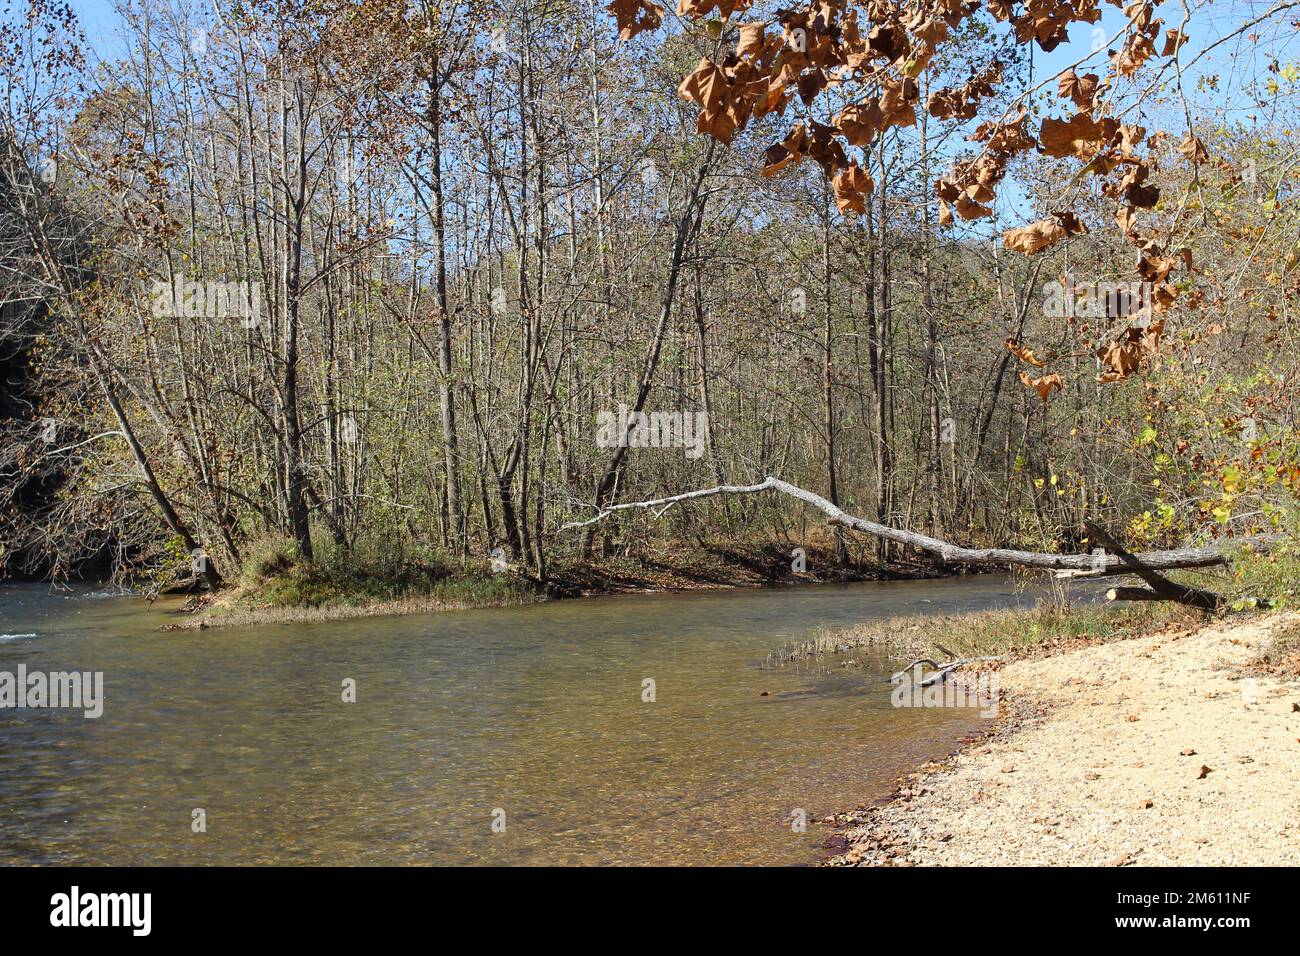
[1006,337,1048,367]
[1096,318,1165,384]
[671,0,983,215]
[631,0,1189,397]
[1008,337,1062,402]
[607,0,665,40]
[1004,210,1087,255]
[1021,370,1064,402]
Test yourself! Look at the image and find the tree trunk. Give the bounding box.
[578,141,717,558]
[427,56,466,556]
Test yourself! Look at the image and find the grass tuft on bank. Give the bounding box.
[768,599,1208,668]
[770,539,1300,668]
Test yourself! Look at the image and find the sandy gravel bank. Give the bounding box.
[826,613,1300,866]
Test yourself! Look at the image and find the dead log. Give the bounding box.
[562,476,1275,575]
[1106,586,1169,602]
[892,656,1003,687]
[1084,521,1225,611]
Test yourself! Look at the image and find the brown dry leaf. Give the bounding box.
[677,55,767,146]
[678,58,726,113]
[1098,341,1141,382]
[1151,283,1178,313]
[1112,1,1159,77]
[1096,315,1164,384]
[836,100,883,146]
[1138,798,1154,809]
[972,115,1036,155]
[928,66,1002,121]
[1038,112,1117,160]
[1057,69,1098,109]
[756,73,790,119]
[675,0,753,17]
[796,68,828,107]
[954,195,992,220]
[1162,28,1188,56]
[904,7,951,46]
[696,106,738,144]
[1117,123,1147,157]
[1003,211,1087,256]
[935,152,1008,221]
[803,120,847,176]
[1137,255,1175,283]
[832,163,873,215]
[987,0,1014,21]
[1020,370,1064,402]
[927,88,968,120]
[735,21,767,58]
[1006,336,1047,367]
[867,23,908,63]
[1181,748,1197,756]
[879,77,918,128]
[1116,205,1139,238]
[761,124,806,177]
[1119,164,1160,208]
[1178,135,1210,165]
[1010,3,1077,52]
[607,0,664,40]
[1197,765,1212,779]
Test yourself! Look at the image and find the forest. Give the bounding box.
[2,0,1297,610]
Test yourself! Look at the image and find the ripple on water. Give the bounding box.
[0,575,1034,865]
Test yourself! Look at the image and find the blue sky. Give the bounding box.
[61,0,1290,233]
[66,0,1286,119]
[67,0,1283,95]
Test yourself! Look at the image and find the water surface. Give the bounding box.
[0,576,1033,865]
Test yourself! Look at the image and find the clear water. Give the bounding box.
[0,576,1034,865]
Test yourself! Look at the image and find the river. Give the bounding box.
[0,575,1034,865]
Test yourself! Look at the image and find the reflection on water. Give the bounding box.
[0,576,1035,865]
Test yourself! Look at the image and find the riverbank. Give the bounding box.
[822,610,1300,866]
[170,539,943,629]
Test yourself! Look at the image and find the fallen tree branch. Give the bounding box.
[1085,521,1224,611]
[895,657,942,673]
[1105,586,1168,603]
[562,476,1275,574]
[892,656,1003,686]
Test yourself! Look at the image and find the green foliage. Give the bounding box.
[1123,365,1300,551]
[235,534,531,610]
[1226,539,1300,611]
[238,537,300,589]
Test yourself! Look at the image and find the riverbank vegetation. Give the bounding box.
[231,535,534,608]
[2,1,1298,615]
[181,533,934,627]
[771,545,1299,668]
[767,600,1202,668]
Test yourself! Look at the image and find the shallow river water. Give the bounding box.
[0,575,1034,865]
